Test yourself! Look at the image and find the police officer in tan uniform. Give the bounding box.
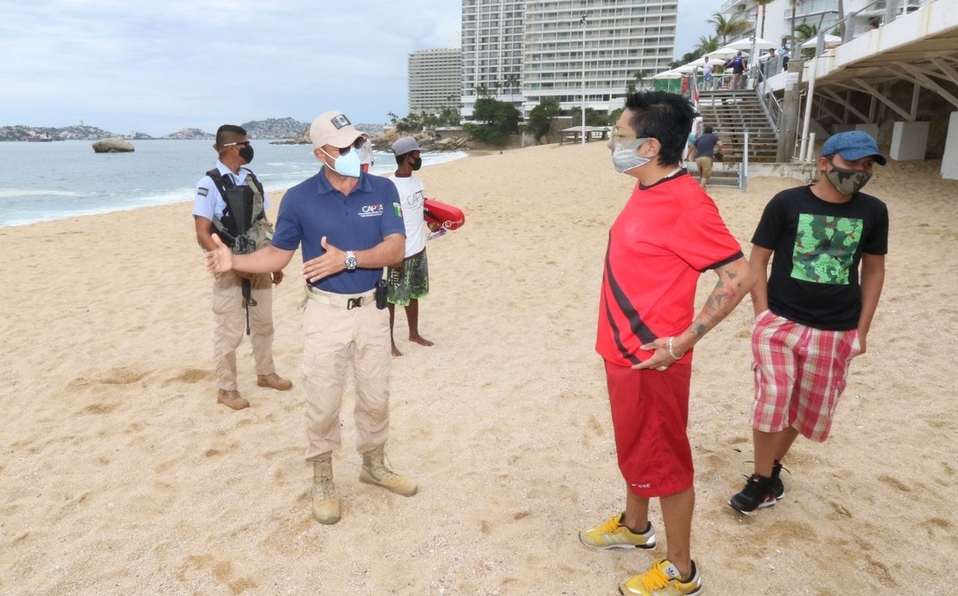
[193,124,292,410]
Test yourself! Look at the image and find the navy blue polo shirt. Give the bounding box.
[272,167,405,294]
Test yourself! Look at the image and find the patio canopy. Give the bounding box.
[650,68,685,80]
[727,37,777,51]
[707,46,742,61]
[801,34,843,49]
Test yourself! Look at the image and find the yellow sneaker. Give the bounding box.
[579,512,656,549]
[619,559,702,596]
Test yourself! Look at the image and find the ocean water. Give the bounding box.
[0,140,467,228]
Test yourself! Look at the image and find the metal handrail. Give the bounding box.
[740,130,749,191]
[753,69,782,137]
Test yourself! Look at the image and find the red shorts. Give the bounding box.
[750,310,861,442]
[605,360,694,498]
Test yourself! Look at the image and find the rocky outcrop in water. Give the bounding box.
[92,138,135,153]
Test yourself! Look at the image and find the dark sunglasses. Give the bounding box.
[223,140,251,148]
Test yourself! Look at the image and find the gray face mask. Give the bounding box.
[826,162,872,195]
[611,137,652,174]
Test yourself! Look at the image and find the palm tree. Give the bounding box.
[795,22,818,43]
[634,70,648,89]
[504,73,520,95]
[708,12,749,45]
[795,23,822,57]
[695,34,719,55]
[756,0,776,39]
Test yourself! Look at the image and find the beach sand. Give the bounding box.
[1,143,956,595]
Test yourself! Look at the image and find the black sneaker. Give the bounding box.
[729,474,777,513]
[771,462,788,500]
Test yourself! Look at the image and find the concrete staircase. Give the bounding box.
[697,89,778,164]
[685,159,740,188]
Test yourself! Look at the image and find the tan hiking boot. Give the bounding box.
[217,389,249,410]
[312,458,341,525]
[257,373,293,391]
[360,445,418,497]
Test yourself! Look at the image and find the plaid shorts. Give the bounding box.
[386,250,429,307]
[750,310,861,442]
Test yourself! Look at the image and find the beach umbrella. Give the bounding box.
[707,46,741,61]
[801,34,843,49]
[651,68,685,80]
[727,37,777,51]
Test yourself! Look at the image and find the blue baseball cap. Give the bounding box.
[821,131,886,165]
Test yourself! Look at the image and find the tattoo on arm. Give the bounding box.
[692,269,745,339]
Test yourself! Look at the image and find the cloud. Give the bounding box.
[1,0,702,135]
[675,0,719,57]
[0,0,463,134]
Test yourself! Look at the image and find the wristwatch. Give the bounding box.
[345,251,357,270]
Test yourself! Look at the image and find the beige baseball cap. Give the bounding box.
[309,111,363,150]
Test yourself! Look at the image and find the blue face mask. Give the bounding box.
[321,147,362,178]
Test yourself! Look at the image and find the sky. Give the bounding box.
[1,0,715,137]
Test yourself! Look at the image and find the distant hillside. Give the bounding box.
[165,118,310,141]
[0,117,386,142]
[355,123,386,136]
[165,128,214,140]
[0,124,127,142]
[241,117,309,140]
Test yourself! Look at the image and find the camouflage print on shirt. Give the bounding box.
[791,214,863,285]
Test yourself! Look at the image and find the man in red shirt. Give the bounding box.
[579,91,755,595]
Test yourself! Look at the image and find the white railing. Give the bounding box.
[740,130,749,191]
[845,0,932,38]
[754,69,782,136]
[719,0,749,13]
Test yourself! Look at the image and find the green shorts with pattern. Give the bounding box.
[386,250,429,307]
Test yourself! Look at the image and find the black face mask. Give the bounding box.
[239,145,254,164]
[411,156,423,171]
[825,161,871,195]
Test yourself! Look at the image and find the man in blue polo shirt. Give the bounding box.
[204,110,417,525]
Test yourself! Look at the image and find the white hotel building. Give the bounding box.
[460,0,677,120]
[408,48,463,116]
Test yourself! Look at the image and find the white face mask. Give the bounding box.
[321,147,362,178]
[610,137,652,174]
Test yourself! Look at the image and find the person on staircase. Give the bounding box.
[693,125,723,190]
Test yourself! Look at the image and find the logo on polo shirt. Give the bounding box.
[360,204,384,218]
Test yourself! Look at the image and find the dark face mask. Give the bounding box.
[825,160,871,195]
[239,145,254,164]
[411,156,423,171]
